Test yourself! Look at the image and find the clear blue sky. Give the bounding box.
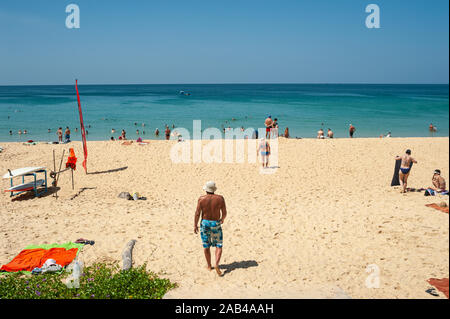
[0,0,448,85]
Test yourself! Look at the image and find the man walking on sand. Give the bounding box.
[258,138,271,168]
[395,149,418,193]
[194,181,227,276]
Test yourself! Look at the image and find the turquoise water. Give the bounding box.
[0,84,448,142]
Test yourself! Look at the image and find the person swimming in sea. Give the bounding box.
[395,149,418,193]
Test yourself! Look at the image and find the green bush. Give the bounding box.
[0,262,176,299]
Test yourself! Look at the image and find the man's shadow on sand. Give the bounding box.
[218,260,258,276]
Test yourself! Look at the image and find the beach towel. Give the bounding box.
[391,159,402,186]
[0,242,83,273]
[427,278,449,298]
[425,203,449,214]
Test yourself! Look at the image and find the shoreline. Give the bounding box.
[1,136,448,144]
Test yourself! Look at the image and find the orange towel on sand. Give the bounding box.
[0,248,79,272]
[428,278,449,298]
[425,203,449,214]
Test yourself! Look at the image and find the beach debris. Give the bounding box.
[118,192,132,200]
[75,238,95,245]
[122,239,137,271]
[425,288,439,297]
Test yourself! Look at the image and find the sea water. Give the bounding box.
[0,84,448,142]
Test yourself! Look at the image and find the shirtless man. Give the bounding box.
[349,124,356,138]
[194,181,227,276]
[430,169,446,192]
[258,138,271,168]
[265,116,273,139]
[395,149,418,193]
[327,128,334,138]
[317,128,324,139]
[65,127,71,141]
[165,126,171,140]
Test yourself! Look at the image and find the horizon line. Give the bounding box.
[0,82,449,87]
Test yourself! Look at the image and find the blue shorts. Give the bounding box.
[400,167,410,174]
[200,220,223,248]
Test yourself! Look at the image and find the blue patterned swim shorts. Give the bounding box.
[200,219,223,248]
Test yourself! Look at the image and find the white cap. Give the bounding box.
[203,181,217,193]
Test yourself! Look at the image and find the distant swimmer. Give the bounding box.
[395,149,418,194]
[284,127,290,138]
[155,128,159,136]
[75,128,78,133]
[111,129,116,134]
[23,130,28,134]
[142,123,145,127]
[327,128,334,138]
[385,132,391,138]
[121,129,126,140]
[18,130,22,135]
[136,129,140,135]
[9,130,12,135]
[349,124,356,138]
[48,128,51,133]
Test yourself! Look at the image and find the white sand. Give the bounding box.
[0,137,448,298]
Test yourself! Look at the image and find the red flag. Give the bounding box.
[75,80,88,173]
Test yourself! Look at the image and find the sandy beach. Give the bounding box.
[0,137,448,299]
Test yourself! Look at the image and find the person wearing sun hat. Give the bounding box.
[265,115,273,138]
[194,181,227,276]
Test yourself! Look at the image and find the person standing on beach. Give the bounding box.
[327,128,334,138]
[258,138,271,168]
[65,127,71,142]
[271,118,279,138]
[317,128,325,139]
[284,127,289,138]
[165,126,171,140]
[194,181,227,276]
[121,129,126,140]
[395,149,418,193]
[57,127,63,142]
[349,124,356,138]
[265,116,273,139]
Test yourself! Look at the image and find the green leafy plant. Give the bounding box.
[0,262,176,299]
